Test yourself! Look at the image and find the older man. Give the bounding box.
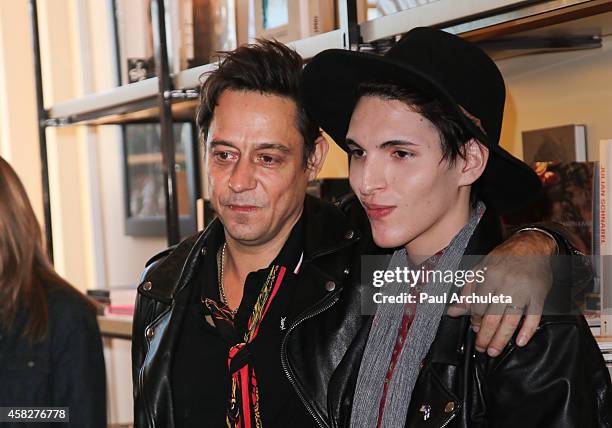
[131,40,580,428]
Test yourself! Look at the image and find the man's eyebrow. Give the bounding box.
[253,143,291,153]
[209,140,237,149]
[345,139,416,149]
[208,141,291,153]
[379,140,417,149]
[345,138,363,149]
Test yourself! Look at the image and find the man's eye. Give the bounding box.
[392,150,413,159]
[214,151,236,161]
[349,149,365,158]
[258,155,279,166]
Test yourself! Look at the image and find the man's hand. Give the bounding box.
[447,229,557,357]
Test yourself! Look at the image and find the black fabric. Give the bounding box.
[133,194,602,428]
[322,201,612,428]
[0,285,106,428]
[133,195,361,428]
[171,216,316,428]
[301,27,543,214]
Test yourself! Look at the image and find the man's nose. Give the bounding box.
[228,158,257,193]
[359,158,386,196]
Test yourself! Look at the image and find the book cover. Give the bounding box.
[600,140,612,335]
[522,124,587,164]
[504,161,596,254]
[504,161,598,317]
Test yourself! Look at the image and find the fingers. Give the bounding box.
[474,302,521,356]
[474,313,502,353]
[516,299,544,347]
[470,313,482,333]
[482,312,522,357]
[446,277,474,317]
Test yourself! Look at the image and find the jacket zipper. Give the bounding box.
[139,336,154,428]
[139,305,172,428]
[281,293,340,428]
[439,411,457,428]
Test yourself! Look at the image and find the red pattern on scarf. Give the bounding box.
[376,252,443,428]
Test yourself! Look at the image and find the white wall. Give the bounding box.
[0,0,44,225]
[498,34,612,161]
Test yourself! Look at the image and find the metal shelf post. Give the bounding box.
[29,0,54,263]
[151,0,180,246]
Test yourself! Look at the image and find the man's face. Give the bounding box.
[205,89,316,246]
[347,96,468,254]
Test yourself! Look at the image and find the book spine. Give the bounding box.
[575,125,587,162]
[600,140,612,335]
[299,0,335,38]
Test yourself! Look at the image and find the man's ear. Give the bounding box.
[458,139,489,186]
[307,135,329,181]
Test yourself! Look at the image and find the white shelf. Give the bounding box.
[288,29,346,60]
[359,0,593,42]
[47,77,159,121]
[45,29,347,124]
[98,315,133,339]
[174,62,217,90]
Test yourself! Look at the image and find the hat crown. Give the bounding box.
[385,27,505,145]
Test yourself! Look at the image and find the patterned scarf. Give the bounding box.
[204,265,287,428]
[351,202,486,427]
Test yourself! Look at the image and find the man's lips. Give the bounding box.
[226,204,260,213]
[362,202,395,219]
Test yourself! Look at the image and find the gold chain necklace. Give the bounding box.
[217,242,238,315]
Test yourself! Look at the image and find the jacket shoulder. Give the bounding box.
[136,230,208,304]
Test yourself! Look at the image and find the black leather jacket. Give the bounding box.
[131,196,362,427]
[321,211,612,428]
[132,195,610,428]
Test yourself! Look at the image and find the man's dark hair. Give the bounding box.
[356,81,473,165]
[357,81,482,202]
[196,39,320,168]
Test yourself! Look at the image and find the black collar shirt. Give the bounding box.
[171,215,316,427]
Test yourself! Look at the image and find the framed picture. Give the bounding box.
[252,0,335,43]
[122,122,200,238]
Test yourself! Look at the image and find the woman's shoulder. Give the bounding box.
[46,284,99,332]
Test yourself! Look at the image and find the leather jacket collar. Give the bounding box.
[132,195,361,428]
[137,195,360,303]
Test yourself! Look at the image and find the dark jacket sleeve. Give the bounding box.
[49,291,107,428]
[511,221,595,303]
[478,316,612,428]
[132,252,171,428]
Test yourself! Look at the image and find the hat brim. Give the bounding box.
[302,49,542,213]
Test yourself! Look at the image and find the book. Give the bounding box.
[504,161,596,254]
[252,0,335,43]
[503,161,598,316]
[600,140,612,335]
[191,0,238,67]
[522,124,587,164]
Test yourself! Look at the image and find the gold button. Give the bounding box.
[145,326,155,340]
[142,281,152,291]
[444,401,455,413]
[325,281,336,292]
[344,230,354,239]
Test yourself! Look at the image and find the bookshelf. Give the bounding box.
[30,0,612,252]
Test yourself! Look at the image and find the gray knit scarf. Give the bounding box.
[351,202,486,428]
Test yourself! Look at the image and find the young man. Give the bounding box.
[302,27,611,427]
[132,40,586,428]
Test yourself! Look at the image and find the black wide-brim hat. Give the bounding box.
[302,27,541,214]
